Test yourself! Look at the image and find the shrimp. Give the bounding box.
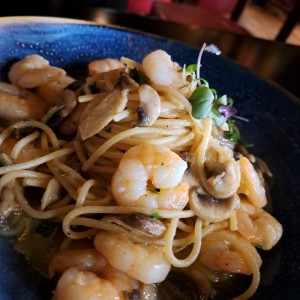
[48,249,107,278]
[54,267,123,300]
[0,137,43,163]
[50,249,157,299]
[94,231,171,284]
[236,208,283,250]
[37,75,75,105]
[0,82,48,122]
[8,54,66,89]
[111,144,189,210]
[238,156,267,208]
[88,58,125,76]
[142,50,182,87]
[199,235,251,275]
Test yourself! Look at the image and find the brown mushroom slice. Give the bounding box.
[78,88,128,140]
[58,102,88,136]
[103,213,166,237]
[190,189,240,222]
[196,138,241,199]
[136,84,161,127]
[121,213,166,237]
[42,89,77,126]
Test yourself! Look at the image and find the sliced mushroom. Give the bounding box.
[56,89,77,117]
[78,73,138,140]
[121,213,166,237]
[41,78,84,125]
[136,84,161,127]
[78,88,128,140]
[116,71,139,90]
[58,102,88,136]
[42,89,77,127]
[103,213,166,237]
[65,78,86,92]
[190,188,240,222]
[196,138,241,199]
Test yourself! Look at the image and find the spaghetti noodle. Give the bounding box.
[0,49,282,299]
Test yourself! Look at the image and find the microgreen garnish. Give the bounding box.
[226,119,240,143]
[188,43,238,128]
[129,68,149,85]
[225,120,254,147]
[189,85,214,119]
[179,64,197,73]
[152,212,161,220]
[218,105,237,119]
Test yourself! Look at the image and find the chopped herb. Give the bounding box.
[88,82,99,94]
[129,68,149,84]
[149,188,160,194]
[152,212,161,220]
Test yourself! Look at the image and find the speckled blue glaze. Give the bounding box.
[0,18,299,300]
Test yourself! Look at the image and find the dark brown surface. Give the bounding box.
[151,1,250,35]
[1,2,299,99]
[90,8,300,99]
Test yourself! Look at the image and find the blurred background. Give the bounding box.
[1,0,299,46]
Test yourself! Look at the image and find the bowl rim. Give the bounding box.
[0,15,96,25]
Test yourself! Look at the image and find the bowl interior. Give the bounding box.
[0,17,299,300]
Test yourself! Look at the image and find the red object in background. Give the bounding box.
[151,1,250,35]
[195,0,239,16]
[126,0,171,15]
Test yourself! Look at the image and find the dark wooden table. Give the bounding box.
[2,3,299,99]
[89,8,300,100]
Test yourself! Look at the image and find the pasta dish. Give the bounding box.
[0,47,283,299]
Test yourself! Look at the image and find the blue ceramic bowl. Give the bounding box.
[0,16,299,300]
